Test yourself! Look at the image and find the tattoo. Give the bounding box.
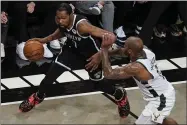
[108,48,125,57]
[101,48,112,77]
[101,48,142,79]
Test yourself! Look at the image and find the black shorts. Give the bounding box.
[55,46,103,81]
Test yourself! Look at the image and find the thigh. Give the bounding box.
[136,93,175,125]
[55,47,85,70]
[135,112,157,125]
[136,102,163,125]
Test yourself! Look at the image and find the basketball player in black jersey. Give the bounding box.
[19,3,130,118]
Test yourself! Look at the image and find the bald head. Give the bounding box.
[125,37,143,54]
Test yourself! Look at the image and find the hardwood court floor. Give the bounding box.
[1,83,186,124]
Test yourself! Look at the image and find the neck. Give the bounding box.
[130,51,144,62]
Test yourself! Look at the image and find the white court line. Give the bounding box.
[1,81,186,106]
[1,57,186,90]
[170,57,187,68]
[1,86,5,90]
[24,74,46,86]
[1,77,30,89]
[1,91,103,106]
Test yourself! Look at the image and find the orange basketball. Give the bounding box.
[24,40,44,61]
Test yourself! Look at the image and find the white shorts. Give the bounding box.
[135,89,176,125]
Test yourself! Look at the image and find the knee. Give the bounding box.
[103,2,115,11]
[162,117,178,125]
[113,86,127,101]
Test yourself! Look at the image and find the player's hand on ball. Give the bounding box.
[101,33,116,49]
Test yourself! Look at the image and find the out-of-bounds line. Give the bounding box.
[1,83,9,90]
[167,59,182,69]
[1,91,103,106]
[1,81,186,106]
[20,76,35,87]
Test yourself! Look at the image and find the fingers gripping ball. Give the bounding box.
[24,40,44,61]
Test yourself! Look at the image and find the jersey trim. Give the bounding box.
[157,94,166,111]
[136,61,154,79]
[76,19,89,38]
[89,36,100,51]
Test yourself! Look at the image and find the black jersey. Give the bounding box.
[59,14,101,58]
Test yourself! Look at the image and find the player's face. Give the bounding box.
[55,10,71,28]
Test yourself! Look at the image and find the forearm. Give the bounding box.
[41,28,62,43]
[101,48,113,76]
[108,48,124,56]
[101,48,132,80]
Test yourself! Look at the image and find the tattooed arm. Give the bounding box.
[101,48,143,79]
[108,48,126,57]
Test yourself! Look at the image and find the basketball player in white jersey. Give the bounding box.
[100,34,178,125]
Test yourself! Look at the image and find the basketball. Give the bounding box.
[23,40,44,61]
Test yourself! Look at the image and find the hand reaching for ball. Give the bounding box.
[101,33,116,49]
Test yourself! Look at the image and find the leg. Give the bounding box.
[75,1,99,15]
[87,64,130,118]
[162,117,178,125]
[101,1,114,32]
[135,116,178,125]
[139,1,172,46]
[113,1,132,29]
[135,89,176,125]
[19,62,68,112]
[12,2,29,43]
[19,47,79,112]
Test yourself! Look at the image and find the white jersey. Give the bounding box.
[133,48,174,101]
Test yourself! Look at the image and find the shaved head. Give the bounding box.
[125,37,143,54]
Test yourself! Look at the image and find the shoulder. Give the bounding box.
[76,18,94,33]
[124,62,145,74]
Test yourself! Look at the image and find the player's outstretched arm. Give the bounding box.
[101,48,142,79]
[108,48,126,57]
[77,20,116,46]
[41,28,63,43]
[28,28,63,44]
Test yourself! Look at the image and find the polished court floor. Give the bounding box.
[1,83,186,124]
[1,28,187,124]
